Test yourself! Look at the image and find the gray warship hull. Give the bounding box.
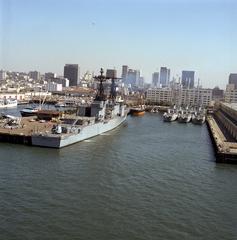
[32,115,126,148]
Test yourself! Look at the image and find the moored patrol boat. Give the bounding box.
[178,109,192,123]
[163,107,178,122]
[192,108,206,125]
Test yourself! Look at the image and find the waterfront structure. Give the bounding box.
[0,70,7,80]
[46,82,62,92]
[48,77,69,88]
[223,74,237,103]
[0,91,51,101]
[29,71,40,81]
[106,69,117,79]
[0,92,20,100]
[146,87,212,106]
[64,64,79,86]
[179,88,212,106]
[152,72,159,88]
[212,86,224,101]
[229,73,237,89]
[181,70,195,88]
[159,67,170,87]
[146,88,172,105]
[206,101,237,163]
[225,84,237,103]
[215,102,237,140]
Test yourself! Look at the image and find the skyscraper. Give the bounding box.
[45,72,57,80]
[159,67,170,87]
[181,71,195,88]
[0,70,7,81]
[122,65,128,82]
[106,69,117,79]
[152,72,159,88]
[229,73,237,89]
[64,64,79,86]
[29,71,40,81]
[126,69,140,87]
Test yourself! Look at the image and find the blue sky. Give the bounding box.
[0,0,236,88]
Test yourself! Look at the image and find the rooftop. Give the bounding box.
[221,102,237,112]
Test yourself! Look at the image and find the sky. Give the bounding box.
[0,0,236,88]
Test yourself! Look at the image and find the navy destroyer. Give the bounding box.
[32,69,127,148]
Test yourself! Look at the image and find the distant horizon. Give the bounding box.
[1,0,236,89]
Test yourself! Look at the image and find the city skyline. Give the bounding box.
[0,0,236,89]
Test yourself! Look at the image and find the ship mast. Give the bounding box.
[94,68,106,101]
[94,68,121,102]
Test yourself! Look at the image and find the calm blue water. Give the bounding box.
[0,111,237,240]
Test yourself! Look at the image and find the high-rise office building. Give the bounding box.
[64,64,79,86]
[152,72,159,87]
[159,67,170,87]
[229,73,237,89]
[137,77,144,88]
[29,71,40,81]
[126,69,140,87]
[45,72,57,80]
[0,70,7,80]
[122,65,128,82]
[106,69,117,79]
[181,70,195,88]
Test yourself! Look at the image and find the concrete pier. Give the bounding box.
[207,114,237,164]
[0,116,55,147]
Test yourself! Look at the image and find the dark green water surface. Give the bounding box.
[0,114,237,240]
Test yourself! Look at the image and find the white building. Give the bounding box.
[177,88,212,106]
[225,84,237,103]
[46,82,62,92]
[48,78,69,88]
[146,87,212,106]
[146,88,172,104]
[0,91,51,101]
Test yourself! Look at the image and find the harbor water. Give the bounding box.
[0,111,237,239]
